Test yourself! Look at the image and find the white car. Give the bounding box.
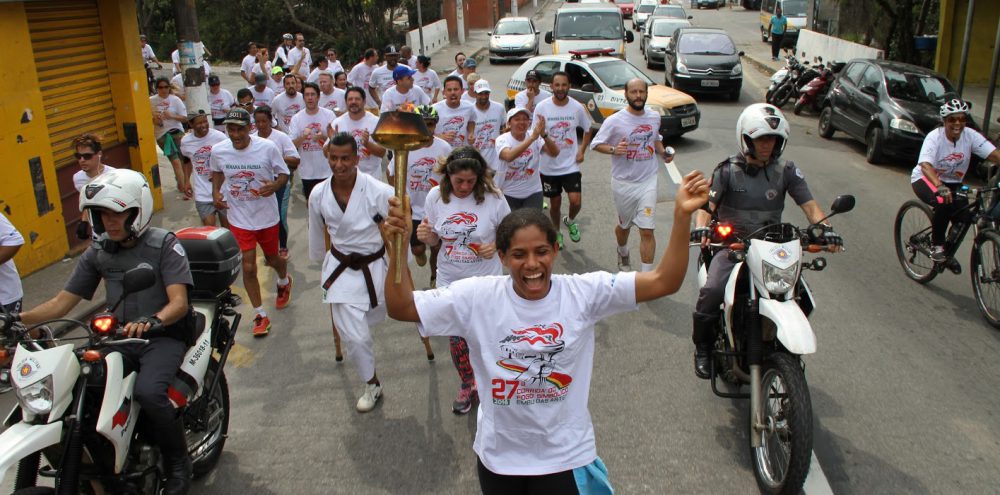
[632,0,658,31]
[488,17,541,63]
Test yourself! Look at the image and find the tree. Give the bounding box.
[836,0,939,65]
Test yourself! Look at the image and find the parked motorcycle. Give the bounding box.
[694,195,855,495]
[793,61,845,115]
[765,53,801,105]
[768,56,823,109]
[0,226,242,494]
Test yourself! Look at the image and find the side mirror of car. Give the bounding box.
[487,31,493,36]
[688,15,693,19]
[545,32,553,44]
[738,51,745,56]
[535,30,541,35]
[626,31,635,43]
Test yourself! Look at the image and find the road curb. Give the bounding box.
[743,53,775,78]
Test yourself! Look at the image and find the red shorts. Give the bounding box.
[229,224,280,256]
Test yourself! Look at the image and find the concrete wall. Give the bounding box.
[794,29,884,64]
[407,20,451,56]
[936,0,1000,85]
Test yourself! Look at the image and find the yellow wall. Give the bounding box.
[0,1,163,275]
[0,3,66,275]
[936,0,1000,85]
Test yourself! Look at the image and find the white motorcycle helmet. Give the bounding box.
[736,103,790,162]
[80,169,153,244]
[939,98,970,118]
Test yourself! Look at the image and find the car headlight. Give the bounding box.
[647,104,671,116]
[16,376,53,415]
[890,118,920,134]
[762,261,798,295]
[676,62,688,74]
[522,40,534,49]
[650,44,664,52]
[732,64,743,75]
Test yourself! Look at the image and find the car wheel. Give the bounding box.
[818,107,836,138]
[646,54,653,69]
[866,126,886,164]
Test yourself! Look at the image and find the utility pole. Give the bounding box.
[456,0,466,44]
[173,0,209,116]
[416,0,426,55]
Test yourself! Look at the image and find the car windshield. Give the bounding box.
[637,4,655,13]
[781,0,807,16]
[678,33,736,55]
[589,59,653,90]
[652,6,685,18]
[555,12,624,39]
[496,20,533,35]
[884,69,957,104]
[652,20,689,36]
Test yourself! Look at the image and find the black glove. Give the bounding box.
[0,312,20,332]
[936,185,952,198]
[690,227,711,243]
[76,222,90,240]
[822,229,843,247]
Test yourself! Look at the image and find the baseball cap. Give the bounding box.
[393,65,417,81]
[223,107,251,126]
[525,70,540,81]
[208,75,221,86]
[506,107,530,120]
[139,34,147,40]
[474,79,491,94]
[463,58,478,69]
[384,45,400,55]
[282,33,294,40]
[254,73,267,84]
[187,109,209,121]
[271,66,284,75]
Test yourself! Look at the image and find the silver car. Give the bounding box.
[489,17,540,64]
[643,18,692,68]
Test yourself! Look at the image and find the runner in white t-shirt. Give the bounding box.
[181,112,230,227]
[383,170,709,491]
[461,72,480,105]
[323,48,344,76]
[470,80,507,171]
[347,49,379,110]
[317,72,346,116]
[333,86,387,180]
[495,108,559,211]
[150,76,191,199]
[70,134,116,240]
[253,105,301,260]
[413,55,442,102]
[415,147,511,416]
[248,75,276,108]
[290,82,337,198]
[0,212,24,316]
[207,75,235,132]
[433,75,478,148]
[269,75,305,132]
[592,79,674,272]
[535,72,593,250]
[378,65,430,113]
[369,45,407,110]
[401,46,418,69]
[240,42,259,84]
[514,70,551,117]
[210,107,293,337]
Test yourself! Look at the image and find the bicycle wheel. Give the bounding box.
[894,200,938,284]
[970,230,1000,328]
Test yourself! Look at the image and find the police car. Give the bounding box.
[506,49,701,139]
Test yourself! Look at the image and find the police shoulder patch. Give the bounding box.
[173,243,186,257]
[795,168,804,179]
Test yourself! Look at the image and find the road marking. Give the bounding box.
[803,451,835,495]
[664,160,682,184]
[225,342,257,369]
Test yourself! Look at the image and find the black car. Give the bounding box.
[664,27,743,100]
[691,0,723,8]
[818,59,978,165]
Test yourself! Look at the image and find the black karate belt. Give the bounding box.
[322,245,387,308]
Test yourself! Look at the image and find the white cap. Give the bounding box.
[473,79,491,94]
[506,107,531,120]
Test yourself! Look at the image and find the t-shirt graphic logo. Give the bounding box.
[626,124,655,161]
[440,211,480,262]
[350,129,371,157]
[408,157,439,192]
[228,170,261,200]
[443,116,467,145]
[475,123,496,150]
[194,145,214,176]
[493,323,573,406]
[550,121,574,148]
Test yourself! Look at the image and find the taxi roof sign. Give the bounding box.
[568,48,615,59]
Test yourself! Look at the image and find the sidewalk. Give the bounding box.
[431,0,554,74]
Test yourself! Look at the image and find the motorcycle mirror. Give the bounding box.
[738,51,745,57]
[830,195,856,214]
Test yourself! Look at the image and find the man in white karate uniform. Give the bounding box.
[308,132,394,413]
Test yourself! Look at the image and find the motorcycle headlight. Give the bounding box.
[890,118,920,134]
[676,62,688,74]
[16,375,53,415]
[732,64,743,75]
[762,261,798,295]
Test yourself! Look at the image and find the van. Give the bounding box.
[545,4,635,60]
[759,0,808,46]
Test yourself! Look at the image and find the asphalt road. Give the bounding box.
[4,3,1000,494]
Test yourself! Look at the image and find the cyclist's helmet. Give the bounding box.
[80,169,153,244]
[413,104,439,124]
[736,103,789,161]
[939,98,970,118]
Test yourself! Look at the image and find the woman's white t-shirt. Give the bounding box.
[495,132,543,199]
[149,94,186,139]
[424,188,510,287]
[180,129,229,202]
[413,271,639,475]
[414,69,442,99]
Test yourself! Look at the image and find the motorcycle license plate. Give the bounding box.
[681,116,696,127]
[701,80,720,87]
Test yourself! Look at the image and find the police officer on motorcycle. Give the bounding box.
[17,169,196,494]
[689,104,842,379]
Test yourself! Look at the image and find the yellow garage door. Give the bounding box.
[26,0,119,169]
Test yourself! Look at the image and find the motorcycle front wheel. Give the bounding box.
[750,353,813,495]
[971,229,1000,328]
[770,83,794,108]
[187,359,230,478]
[894,201,938,284]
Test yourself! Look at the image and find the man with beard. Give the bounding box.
[270,74,305,133]
[318,72,346,116]
[287,32,312,79]
[307,133,394,413]
[348,48,380,112]
[290,82,337,199]
[432,76,477,149]
[333,86,387,179]
[470,79,506,171]
[534,71,592,249]
[253,105,301,259]
[207,75,235,133]
[369,44,408,111]
[592,78,674,272]
[379,65,430,113]
[180,111,229,227]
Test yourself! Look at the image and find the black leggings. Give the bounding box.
[912,179,969,245]
[477,458,579,495]
[770,32,785,58]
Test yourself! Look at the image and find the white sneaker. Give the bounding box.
[617,253,632,272]
[356,383,382,413]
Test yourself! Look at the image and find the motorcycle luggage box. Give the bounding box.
[175,227,242,299]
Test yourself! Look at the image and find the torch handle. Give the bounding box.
[393,150,409,284]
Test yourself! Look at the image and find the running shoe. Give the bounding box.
[930,245,947,262]
[276,275,293,309]
[557,232,564,250]
[356,382,383,413]
[618,253,632,272]
[415,250,428,267]
[564,216,581,242]
[452,384,478,415]
[252,315,271,337]
[543,200,549,210]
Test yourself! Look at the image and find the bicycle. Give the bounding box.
[894,179,1000,328]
